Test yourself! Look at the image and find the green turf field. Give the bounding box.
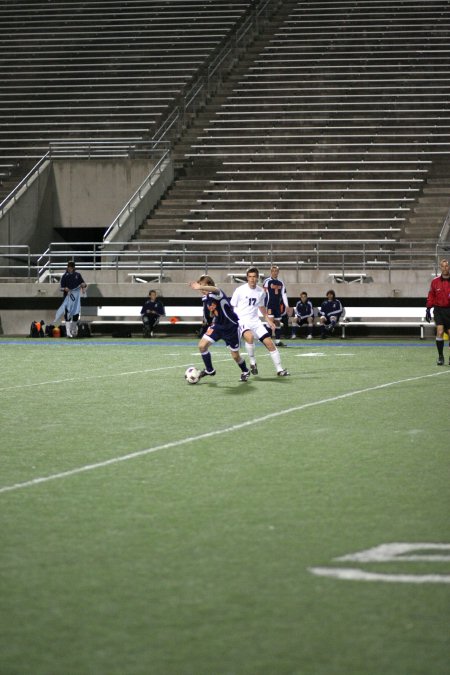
[1,337,449,675]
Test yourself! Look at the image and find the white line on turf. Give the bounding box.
[296,352,325,357]
[308,567,450,584]
[0,369,448,495]
[0,357,234,392]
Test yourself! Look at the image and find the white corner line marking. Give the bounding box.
[1,370,448,495]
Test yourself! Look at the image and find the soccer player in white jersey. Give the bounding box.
[230,267,290,377]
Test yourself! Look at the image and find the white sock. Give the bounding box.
[269,348,282,372]
[246,342,256,364]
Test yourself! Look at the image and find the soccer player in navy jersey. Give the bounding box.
[318,290,345,338]
[262,264,291,346]
[291,291,315,339]
[189,276,250,382]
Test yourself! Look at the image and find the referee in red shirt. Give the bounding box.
[426,258,450,365]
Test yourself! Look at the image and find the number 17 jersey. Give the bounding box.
[231,283,266,322]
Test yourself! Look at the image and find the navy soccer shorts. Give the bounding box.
[203,323,241,351]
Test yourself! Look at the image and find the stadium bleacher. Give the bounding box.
[129,0,450,268]
[0,0,449,286]
[0,0,260,189]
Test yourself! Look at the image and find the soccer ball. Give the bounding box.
[185,365,200,384]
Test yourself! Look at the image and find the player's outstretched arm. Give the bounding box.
[189,281,219,294]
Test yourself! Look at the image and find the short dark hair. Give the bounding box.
[198,275,215,286]
[326,289,336,299]
[246,266,259,277]
[67,261,75,268]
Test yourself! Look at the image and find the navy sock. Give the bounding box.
[202,351,214,372]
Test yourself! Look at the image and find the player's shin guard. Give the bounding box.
[436,337,444,357]
[269,348,282,372]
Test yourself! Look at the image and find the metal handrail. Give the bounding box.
[48,140,150,159]
[150,0,279,144]
[1,0,278,234]
[29,239,438,283]
[0,245,32,279]
[438,206,450,245]
[103,143,171,242]
[0,154,50,218]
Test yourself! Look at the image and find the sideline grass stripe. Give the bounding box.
[1,369,448,496]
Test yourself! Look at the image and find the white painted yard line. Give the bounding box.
[1,370,448,496]
[309,567,450,584]
[296,352,325,357]
[0,357,233,392]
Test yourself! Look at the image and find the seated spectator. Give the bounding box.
[319,290,345,338]
[291,291,315,339]
[140,290,165,337]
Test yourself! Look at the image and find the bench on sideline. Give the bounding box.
[90,305,203,333]
[335,307,428,339]
[89,305,429,339]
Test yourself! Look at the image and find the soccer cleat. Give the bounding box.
[250,363,259,375]
[240,370,250,382]
[306,334,313,340]
[276,340,286,347]
[199,368,216,378]
[290,333,297,339]
[277,369,290,377]
[437,356,445,366]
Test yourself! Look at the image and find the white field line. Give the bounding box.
[308,567,450,584]
[0,370,448,496]
[0,357,235,392]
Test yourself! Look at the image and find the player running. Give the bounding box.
[231,267,290,377]
[189,276,251,382]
